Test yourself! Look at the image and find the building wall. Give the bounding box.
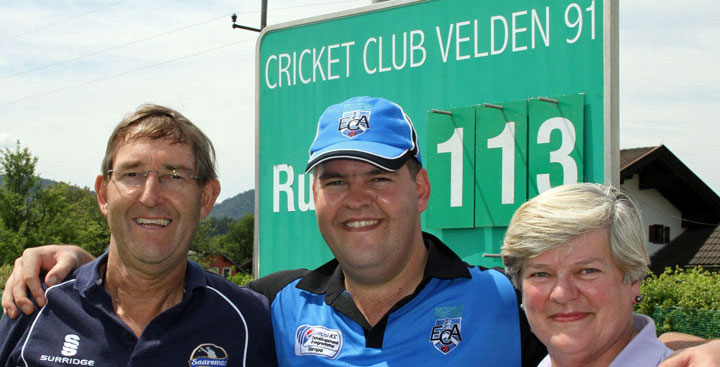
[207,255,236,278]
[621,174,684,256]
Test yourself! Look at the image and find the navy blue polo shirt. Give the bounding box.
[0,252,277,367]
[251,232,545,367]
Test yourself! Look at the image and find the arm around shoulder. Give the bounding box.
[659,337,720,367]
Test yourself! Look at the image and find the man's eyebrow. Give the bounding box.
[318,167,393,180]
[113,161,142,170]
[368,167,392,175]
[164,164,194,172]
[113,162,194,171]
[317,171,346,180]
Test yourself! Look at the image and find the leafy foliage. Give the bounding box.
[0,264,11,293]
[228,271,254,286]
[190,214,254,267]
[636,266,720,314]
[0,141,41,233]
[636,266,720,338]
[0,142,109,265]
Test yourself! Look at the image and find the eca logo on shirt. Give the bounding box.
[429,317,463,354]
[429,305,464,355]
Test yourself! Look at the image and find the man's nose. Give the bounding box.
[343,185,372,209]
[138,172,165,207]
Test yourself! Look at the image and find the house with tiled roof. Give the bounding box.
[688,226,720,270]
[619,145,720,273]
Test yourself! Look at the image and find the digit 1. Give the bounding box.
[437,127,464,207]
[487,122,515,205]
[586,0,595,40]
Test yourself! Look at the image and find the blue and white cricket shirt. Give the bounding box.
[251,233,544,367]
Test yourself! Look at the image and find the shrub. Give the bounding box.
[636,266,720,338]
[0,263,11,293]
[638,266,720,313]
[229,272,254,286]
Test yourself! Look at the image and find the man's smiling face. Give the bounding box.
[312,159,429,284]
[97,136,207,273]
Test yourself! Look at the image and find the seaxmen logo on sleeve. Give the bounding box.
[294,325,343,359]
[188,343,229,367]
[429,306,463,355]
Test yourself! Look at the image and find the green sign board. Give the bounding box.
[255,0,618,276]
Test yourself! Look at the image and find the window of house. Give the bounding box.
[222,267,232,278]
[649,224,670,244]
[208,267,220,274]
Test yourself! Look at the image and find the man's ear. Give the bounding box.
[95,175,109,216]
[199,179,221,219]
[415,168,430,213]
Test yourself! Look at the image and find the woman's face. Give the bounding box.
[521,229,640,364]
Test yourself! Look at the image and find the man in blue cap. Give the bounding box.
[4,97,720,366]
[251,96,533,365]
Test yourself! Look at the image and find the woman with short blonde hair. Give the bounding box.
[502,183,671,367]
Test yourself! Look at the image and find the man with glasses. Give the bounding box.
[0,104,277,366]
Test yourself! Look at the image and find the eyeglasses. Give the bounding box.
[107,168,200,191]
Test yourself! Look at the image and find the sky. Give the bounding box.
[0,0,718,202]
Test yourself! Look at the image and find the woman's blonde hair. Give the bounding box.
[501,183,649,288]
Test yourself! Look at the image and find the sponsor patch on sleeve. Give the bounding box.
[188,343,229,367]
[294,325,343,359]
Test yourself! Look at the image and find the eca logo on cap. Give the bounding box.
[338,110,371,138]
[306,96,422,173]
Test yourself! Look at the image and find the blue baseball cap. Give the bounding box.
[305,96,422,173]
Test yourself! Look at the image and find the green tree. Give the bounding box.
[189,218,221,266]
[31,183,109,257]
[0,142,110,264]
[0,141,41,233]
[0,263,12,293]
[189,214,254,269]
[221,214,254,265]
